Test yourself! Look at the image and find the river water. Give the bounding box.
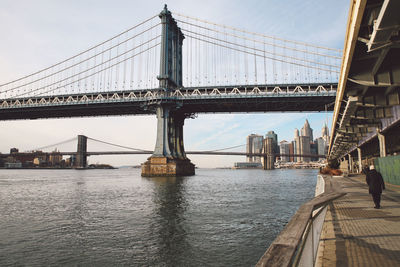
[0,168,317,266]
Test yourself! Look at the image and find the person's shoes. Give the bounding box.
[374,206,381,209]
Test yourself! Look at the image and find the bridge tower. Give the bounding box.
[262,137,275,170]
[141,5,195,176]
[75,135,87,169]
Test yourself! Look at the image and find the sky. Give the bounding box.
[0,0,350,168]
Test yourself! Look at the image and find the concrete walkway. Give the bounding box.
[316,174,400,266]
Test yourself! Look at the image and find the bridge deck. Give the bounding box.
[0,83,336,120]
[316,174,400,266]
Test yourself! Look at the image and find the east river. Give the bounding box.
[0,168,317,266]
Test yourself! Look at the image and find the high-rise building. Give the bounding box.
[301,119,313,141]
[293,129,299,162]
[279,140,290,162]
[246,134,263,163]
[266,131,278,153]
[294,120,314,162]
[289,142,294,162]
[297,136,311,162]
[321,123,330,143]
[310,142,318,161]
[317,137,327,156]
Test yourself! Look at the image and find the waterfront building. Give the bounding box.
[279,140,291,162]
[49,149,63,166]
[246,134,263,163]
[4,162,22,168]
[233,162,262,169]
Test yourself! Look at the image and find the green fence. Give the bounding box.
[375,155,400,186]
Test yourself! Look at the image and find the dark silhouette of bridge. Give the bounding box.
[0,135,326,168]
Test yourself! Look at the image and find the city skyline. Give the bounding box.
[0,0,349,168]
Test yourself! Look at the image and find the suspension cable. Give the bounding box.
[16,41,161,98]
[173,12,342,52]
[184,34,339,73]
[0,15,159,87]
[181,28,339,69]
[203,144,246,152]
[1,24,161,94]
[27,137,77,152]
[176,19,341,59]
[87,137,151,152]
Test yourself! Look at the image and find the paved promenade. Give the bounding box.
[316,174,400,266]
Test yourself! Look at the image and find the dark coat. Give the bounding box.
[366,169,385,194]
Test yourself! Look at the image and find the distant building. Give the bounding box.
[294,120,314,162]
[266,131,278,153]
[289,142,294,162]
[233,162,262,169]
[321,123,330,143]
[246,134,263,163]
[317,137,326,156]
[301,119,313,140]
[295,136,311,162]
[294,129,300,162]
[310,142,318,162]
[5,162,22,168]
[279,140,290,162]
[49,149,62,166]
[33,152,48,167]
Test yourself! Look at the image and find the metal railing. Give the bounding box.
[256,175,345,267]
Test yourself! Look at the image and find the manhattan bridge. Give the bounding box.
[0,5,341,176]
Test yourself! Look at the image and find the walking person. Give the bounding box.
[366,165,385,209]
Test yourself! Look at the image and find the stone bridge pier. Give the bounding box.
[141,105,195,176]
[141,5,195,176]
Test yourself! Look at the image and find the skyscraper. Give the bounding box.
[297,136,311,162]
[279,140,290,162]
[265,131,278,153]
[294,120,314,162]
[321,123,330,143]
[294,129,299,162]
[246,134,263,163]
[317,137,326,156]
[301,119,313,140]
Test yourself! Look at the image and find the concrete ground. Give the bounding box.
[316,174,400,267]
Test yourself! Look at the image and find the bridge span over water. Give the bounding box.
[0,135,326,171]
[0,5,340,176]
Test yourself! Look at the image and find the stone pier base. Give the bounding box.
[141,157,195,177]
